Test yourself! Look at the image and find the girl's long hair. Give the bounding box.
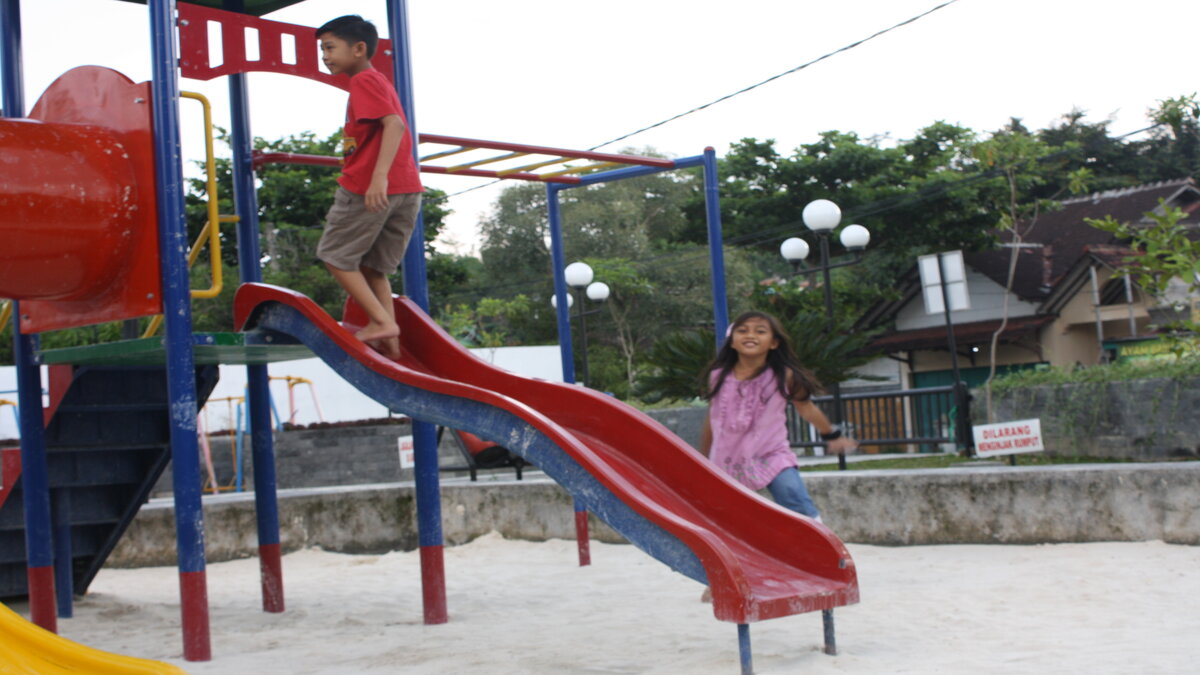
[701,311,824,402]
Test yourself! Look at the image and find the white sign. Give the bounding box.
[397,435,415,469]
[918,250,971,314]
[973,419,1044,457]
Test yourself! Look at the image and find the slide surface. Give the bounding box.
[0,602,185,674]
[235,283,858,624]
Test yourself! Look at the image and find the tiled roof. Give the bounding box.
[868,315,1055,352]
[965,178,1198,301]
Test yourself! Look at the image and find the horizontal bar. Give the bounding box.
[571,160,684,187]
[420,165,581,184]
[810,386,956,403]
[445,151,530,173]
[419,146,471,162]
[419,133,675,168]
[254,151,339,169]
[538,161,621,178]
[792,437,952,447]
[496,156,572,176]
[253,151,583,184]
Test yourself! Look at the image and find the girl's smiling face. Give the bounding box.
[731,317,779,359]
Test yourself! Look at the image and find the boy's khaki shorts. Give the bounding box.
[316,187,422,275]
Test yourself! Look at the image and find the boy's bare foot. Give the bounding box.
[356,321,400,344]
[700,587,712,603]
[376,336,401,360]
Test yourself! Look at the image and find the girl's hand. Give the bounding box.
[827,436,858,455]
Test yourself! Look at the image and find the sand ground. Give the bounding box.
[7,533,1199,674]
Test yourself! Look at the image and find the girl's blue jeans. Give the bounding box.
[767,467,820,518]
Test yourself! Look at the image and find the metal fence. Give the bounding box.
[788,385,971,453]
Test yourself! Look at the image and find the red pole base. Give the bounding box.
[575,510,591,567]
[259,542,285,613]
[26,565,56,633]
[179,570,212,662]
[419,545,448,624]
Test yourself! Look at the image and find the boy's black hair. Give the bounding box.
[315,15,379,59]
[701,311,824,402]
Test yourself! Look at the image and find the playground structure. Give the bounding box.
[0,1,858,673]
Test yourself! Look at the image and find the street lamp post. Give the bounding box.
[779,199,870,471]
[562,262,610,388]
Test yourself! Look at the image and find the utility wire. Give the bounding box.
[436,0,961,203]
[586,0,961,151]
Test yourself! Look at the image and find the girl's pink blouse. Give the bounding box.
[707,368,797,490]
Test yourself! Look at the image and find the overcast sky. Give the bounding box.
[11,0,1200,253]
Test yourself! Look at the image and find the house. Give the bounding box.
[853,178,1200,391]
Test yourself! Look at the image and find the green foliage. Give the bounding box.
[989,357,1200,396]
[777,312,881,386]
[1087,203,1200,355]
[633,328,716,403]
[1142,94,1200,180]
[436,295,537,348]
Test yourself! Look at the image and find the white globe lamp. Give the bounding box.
[802,199,841,232]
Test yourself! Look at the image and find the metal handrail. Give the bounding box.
[142,91,240,338]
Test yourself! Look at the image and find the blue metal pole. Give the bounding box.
[387,0,446,625]
[702,147,729,343]
[51,489,72,618]
[823,608,837,655]
[233,400,244,492]
[547,184,575,383]
[543,184,591,564]
[223,0,284,610]
[572,154,704,187]
[3,0,57,634]
[12,321,56,632]
[567,150,727,341]
[148,0,210,661]
[737,623,754,674]
[0,0,22,117]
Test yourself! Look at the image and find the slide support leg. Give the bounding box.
[737,623,753,675]
[574,500,590,566]
[823,608,837,655]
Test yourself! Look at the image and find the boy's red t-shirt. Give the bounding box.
[339,68,423,195]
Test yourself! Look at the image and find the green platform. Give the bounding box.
[39,331,312,366]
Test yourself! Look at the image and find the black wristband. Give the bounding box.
[819,426,843,441]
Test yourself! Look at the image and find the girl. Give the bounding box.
[699,311,857,521]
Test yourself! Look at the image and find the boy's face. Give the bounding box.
[319,33,368,75]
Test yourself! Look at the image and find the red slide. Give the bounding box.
[234,283,858,625]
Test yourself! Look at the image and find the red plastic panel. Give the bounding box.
[178,3,394,91]
[0,448,19,511]
[0,120,136,300]
[2,67,162,333]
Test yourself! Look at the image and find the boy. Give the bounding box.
[315,15,423,359]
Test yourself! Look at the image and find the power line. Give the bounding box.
[438,0,961,203]
[586,0,962,151]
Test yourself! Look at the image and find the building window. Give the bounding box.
[1099,277,1139,306]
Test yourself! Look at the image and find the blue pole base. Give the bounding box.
[823,608,837,655]
[737,623,753,674]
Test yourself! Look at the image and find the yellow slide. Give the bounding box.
[0,602,186,674]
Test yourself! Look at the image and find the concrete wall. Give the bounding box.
[985,377,1200,459]
[108,462,1200,568]
[155,422,508,496]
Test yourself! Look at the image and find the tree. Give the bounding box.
[971,120,1091,421]
[1088,203,1200,356]
[1137,94,1200,182]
